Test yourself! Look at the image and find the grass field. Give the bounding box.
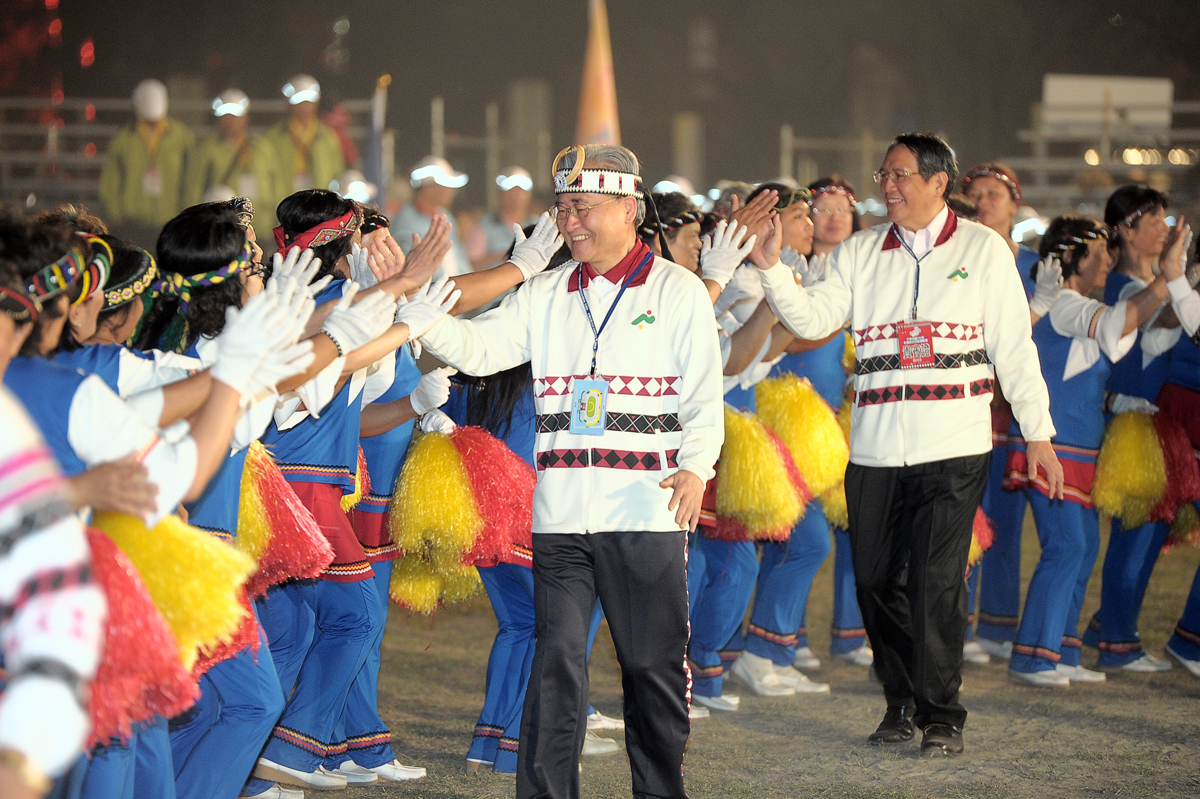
[349,513,1200,798]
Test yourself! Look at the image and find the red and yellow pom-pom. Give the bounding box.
[1166,502,1200,551]
[1149,414,1200,525]
[341,445,372,512]
[189,590,260,678]
[714,407,807,542]
[967,507,995,569]
[756,374,850,496]
[1094,411,1168,529]
[453,425,535,565]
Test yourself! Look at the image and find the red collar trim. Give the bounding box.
[881,206,958,252]
[568,239,653,293]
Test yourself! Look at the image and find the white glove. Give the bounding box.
[271,248,330,298]
[210,291,283,393]
[394,277,462,339]
[1178,226,1194,275]
[409,366,456,415]
[507,212,564,280]
[1028,255,1063,317]
[243,340,316,402]
[700,219,756,291]
[1111,394,1158,415]
[320,283,396,356]
[781,246,824,287]
[348,243,379,289]
[262,274,316,349]
[420,408,457,435]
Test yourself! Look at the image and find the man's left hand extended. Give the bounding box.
[660,469,705,532]
[1025,439,1064,500]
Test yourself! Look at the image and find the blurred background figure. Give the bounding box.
[265,74,345,199]
[466,166,537,270]
[98,79,195,246]
[331,169,378,205]
[392,155,470,279]
[187,88,280,242]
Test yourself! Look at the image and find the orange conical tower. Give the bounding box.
[575,0,621,145]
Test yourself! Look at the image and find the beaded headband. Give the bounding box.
[72,235,112,306]
[25,244,85,302]
[0,286,39,324]
[152,239,252,314]
[1114,200,1164,234]
[551,145,643,197]
[962,165,1022,202]
[272,207,362,253]
[639,210,702,238]
[1049,225,1109,255]
[104,248,158,310]
[810,184,858,206]
[227,196,255,229]
[361,210,390,235]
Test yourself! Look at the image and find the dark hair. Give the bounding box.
[0,214,77,357]
[134,205,246,352]
[946,193,979,222]
[745,181,805,207]
[888,132,959,200]
[276,190,360,282]
[808,176,862,233]
[453,364,533,439]
[1037,215,1108,281]
[1104,185,1168,240]
[32,204,109,236]
[95,235,149,332]
[638,192,699,244]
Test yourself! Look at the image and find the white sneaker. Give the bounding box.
[1117,653,1173,673]
[581,730,620,756]
[977,639,1013,660]
[1055,663,1106,683]
[341,759,426,782]
[692,693,739,712]
[465,757,492,773]
[254,759,348,791]
[242,786,305,799]
[587,710,625,731]
[327,762,378,785]
[834,645,873,667]
[774,664,831,694]
[1166,645,1200,678]
[688,703,711,719]
[730,652,797,696]
[962,641,990,665]
[792,647,821,669]
[1008,668,1070,688]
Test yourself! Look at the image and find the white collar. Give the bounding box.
[899,203,950,259]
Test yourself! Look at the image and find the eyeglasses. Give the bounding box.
[873,169,919,185]
[773,188,812,211]
[550,197,623,220]
[246,261,269,279]
[810,206,854,218]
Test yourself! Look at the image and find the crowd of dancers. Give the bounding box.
[2,124,1200,799]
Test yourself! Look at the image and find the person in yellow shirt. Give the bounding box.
[188,89,280,242]
[264,75,345,203]
[98,79,195,239]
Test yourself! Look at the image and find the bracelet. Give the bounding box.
[320,328,344,357]
[0,748,51,796]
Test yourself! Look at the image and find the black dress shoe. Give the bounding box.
[919,723,964,757]
[867,705,916,745]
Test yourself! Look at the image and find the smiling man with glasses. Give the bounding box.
[751,131,1062,757]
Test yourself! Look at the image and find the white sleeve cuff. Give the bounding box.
[1167,275,1200,337]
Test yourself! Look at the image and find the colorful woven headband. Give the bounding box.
[273,207,362,252]
[639,210,702,238]
[0,286,39,324]
[962,165,1022,202]
[361,210,390,235]
[810,184,858,206]
[1050,226,1109,255]
[25,244,85,302]
[152,239,252,314]
[1114,201,1163,233]
[72,235,112,307]
[551,145,642,197]
[104,248,158,310]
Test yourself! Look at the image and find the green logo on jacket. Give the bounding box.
[948,268,969,282]
[632,310,655,328]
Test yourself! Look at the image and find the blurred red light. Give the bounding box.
[84,143,97,158]
[80,39,94,67]
[46,0,60,9]
[85,103,96,120]
[48,18,62,36]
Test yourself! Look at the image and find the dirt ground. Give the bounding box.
[348,515,1200,799]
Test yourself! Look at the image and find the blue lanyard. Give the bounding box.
[895,228,933,322]
[578,251,653,377]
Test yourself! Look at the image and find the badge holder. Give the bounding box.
[570,378,609,436]
[898,321,935,369]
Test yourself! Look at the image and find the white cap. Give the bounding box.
[132,79,168,122]
[282,74,320,105]
[496,166,533,192]
[330,169,377,204]
[410,155,468,189]
[212,88,249,118]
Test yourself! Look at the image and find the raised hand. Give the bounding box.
[700,219,756,290]
[508,212,564,280]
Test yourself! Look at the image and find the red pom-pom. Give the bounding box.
[189,590,260,678]
[451,426,536,565]
[973,507,995,552]
[247,453,334,597]
[1149,414,1200,524]
[85,529,198,748]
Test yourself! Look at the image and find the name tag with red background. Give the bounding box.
[899,321,935,369]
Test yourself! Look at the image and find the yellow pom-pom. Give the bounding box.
[1093,412,1167,529]
[440,564,483,606]
[390,432,482,559]
[1169,502,1200,549]
[235,442,273,563]
[340,446,368,513]
[716,407,803,536]
[389,556,443,615]
[92,512,255,670]
[820,484,849,530]
[842,333,856,375]
[837,398,852,443]
[756,374,850,495]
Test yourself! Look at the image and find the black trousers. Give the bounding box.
[845,453,990,729]
[516,531,690,799]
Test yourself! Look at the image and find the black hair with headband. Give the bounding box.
[1036,215,1109,281]
[1104,185,1168,239]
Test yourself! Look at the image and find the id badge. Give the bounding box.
[570,378,609,436]
[898,321,935,369]
[142,168,163,197]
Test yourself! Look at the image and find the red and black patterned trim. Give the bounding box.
[0,562,91,622]
[855,349,990,375]
[536,448,679,471]
[536,411,681,434]
[856,382,988,406]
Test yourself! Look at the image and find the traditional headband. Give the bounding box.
[72,235,112,307]
[810,184,858,206]
[227,197,255,230]
[273,207,362,252]
[25,244,85,302]
[961,165,1022,202]
[551,145,642,197]
[1050,226,1109,255]
[1114,200,1163,233]
[361,210,390,235]
[104,248,158,309]
[639,210,702,238]
[0,286,39,324]
[152,239,252,314]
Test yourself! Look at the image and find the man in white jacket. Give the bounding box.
[418,143,723,799]
[754,132,1062,757]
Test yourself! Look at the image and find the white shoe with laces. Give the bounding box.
[1116,652,1172,672]
[587,710,625,730]
[730,652,797,696]
[792,647,821,669]
[962,641,990,665]
[774,664,831,694]
[1055,663,1106,683]
[834,645,873,667]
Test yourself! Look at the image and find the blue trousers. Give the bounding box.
[80,733,136,799]
[687,537,758,697]
[976,446,1028,642]
[259,578,384,773]
[1010,493,1099,673]
[829,529,867,653]
[170,627,284,799]
[323,562,395,771]
[743,503,832,665]
[1168,523,1200,661]
[1081,518,1169,666]
[134,717,176,799]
